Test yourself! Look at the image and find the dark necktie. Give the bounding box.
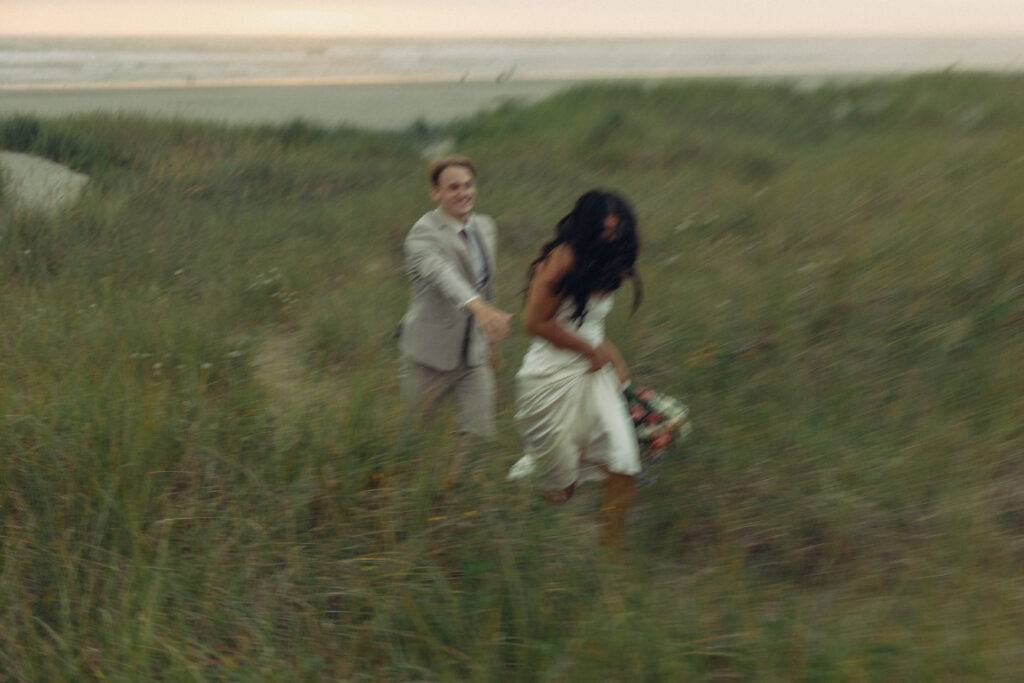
[460,224,489,292]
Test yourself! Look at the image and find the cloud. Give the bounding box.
[2,0,1023,36]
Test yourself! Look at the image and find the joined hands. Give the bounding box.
[467,299,515,343]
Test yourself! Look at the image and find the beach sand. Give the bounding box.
[0,80,576,130]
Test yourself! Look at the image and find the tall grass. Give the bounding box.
[1,73,1023,680]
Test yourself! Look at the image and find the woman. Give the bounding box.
[508,190,643,548]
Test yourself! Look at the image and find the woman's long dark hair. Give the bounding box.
[527,189,642,322]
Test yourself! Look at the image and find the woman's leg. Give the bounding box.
[600,472,635,548]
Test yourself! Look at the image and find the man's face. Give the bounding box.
[430,165,476,222]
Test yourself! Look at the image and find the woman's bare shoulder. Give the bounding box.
[538,243,574,277]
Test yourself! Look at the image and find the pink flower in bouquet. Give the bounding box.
[644,412,664,425]
[630,405,647,421]
[636,387,655,401]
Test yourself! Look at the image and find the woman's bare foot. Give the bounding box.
[541,482,576,505]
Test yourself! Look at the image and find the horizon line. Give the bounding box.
[4,32,1024,40]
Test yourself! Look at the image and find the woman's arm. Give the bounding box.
[597,339,629,384]
[523,245,614,372]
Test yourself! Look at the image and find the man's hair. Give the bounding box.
[429,155,476,187]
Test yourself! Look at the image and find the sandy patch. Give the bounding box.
[0,151,89,214]
[0,80,573,130]
[252,331,347,421]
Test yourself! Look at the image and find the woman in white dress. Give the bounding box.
[508,190,642,548]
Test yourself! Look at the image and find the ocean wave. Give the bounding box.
[2,36,1022,89]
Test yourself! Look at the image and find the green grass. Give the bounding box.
[2,72,1023,680]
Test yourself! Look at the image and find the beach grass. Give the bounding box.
[1,72,1023,680]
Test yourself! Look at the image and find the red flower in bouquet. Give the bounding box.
[624,383,691,457]
[650,433,672,451]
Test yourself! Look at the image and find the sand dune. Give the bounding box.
[0,80,578,215]
[0,151,89,215]
[0,80,578,214]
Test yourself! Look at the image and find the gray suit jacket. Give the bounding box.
[399,208,498,371]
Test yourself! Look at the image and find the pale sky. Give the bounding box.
[3,0,1024,37]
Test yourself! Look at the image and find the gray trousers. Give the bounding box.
[400,357,496,438]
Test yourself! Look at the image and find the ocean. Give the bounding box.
[3,35,1024,90]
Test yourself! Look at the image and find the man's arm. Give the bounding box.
[404,223,479,306]
[405,221,513,342]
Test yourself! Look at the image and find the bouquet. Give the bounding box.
[623,383,692,485]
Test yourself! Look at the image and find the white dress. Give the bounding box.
[508,295,640,490]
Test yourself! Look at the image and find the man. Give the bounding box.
[398,155,514,437]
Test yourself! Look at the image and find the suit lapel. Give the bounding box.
[433,209,476,281]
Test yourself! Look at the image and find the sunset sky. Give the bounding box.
[3,0,1024,37]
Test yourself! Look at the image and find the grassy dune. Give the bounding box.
[1,73,1023,681]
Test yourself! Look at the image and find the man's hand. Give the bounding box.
[467,299,515,343]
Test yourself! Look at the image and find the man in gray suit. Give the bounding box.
[399,155,514,438]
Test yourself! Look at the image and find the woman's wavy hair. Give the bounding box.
[527,189,642,323]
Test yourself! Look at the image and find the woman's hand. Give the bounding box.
[611,357,630,385]
[591,341,630,384]
[586,344,615,373]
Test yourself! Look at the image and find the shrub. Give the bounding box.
[0,114,41,151]
[31,127,102,172]
[275,118,328,147]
